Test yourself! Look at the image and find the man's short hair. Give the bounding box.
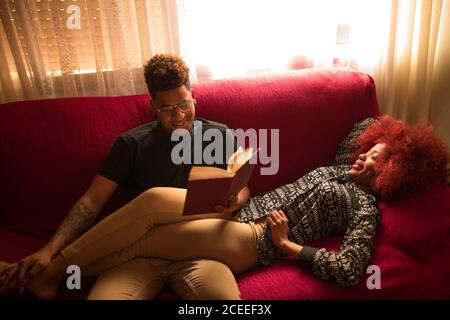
[144,54,190,98]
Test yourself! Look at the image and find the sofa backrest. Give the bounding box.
[194,68,379,195]
[0,68,379,234]
[0,95,152,233]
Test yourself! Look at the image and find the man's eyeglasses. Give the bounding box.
[157,100,193,114]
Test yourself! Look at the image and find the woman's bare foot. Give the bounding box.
[1,256,68,300]
[0,261,55,298]
[24,255,68,300]
[0,262,19,293]
[25,270,59,300]
[0,261,14,277]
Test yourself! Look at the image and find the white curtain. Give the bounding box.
[181,0,392,80]
[377,0,450,149]
[0,0,180,103]
[182,0,450,150]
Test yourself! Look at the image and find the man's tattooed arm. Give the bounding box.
[53,201,98,246]
[42,201,99,257]
[39,176,117,257]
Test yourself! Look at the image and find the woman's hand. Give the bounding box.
[214,195,240,215]
[214,186,251,216]
[267,210,304,257]
[267,210,290,249]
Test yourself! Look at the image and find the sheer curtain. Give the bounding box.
[182,0,450,148]
[377,0,450,148]
[0,0,180,103]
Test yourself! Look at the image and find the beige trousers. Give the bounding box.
[61,187,265,299]
[88,258,240,300]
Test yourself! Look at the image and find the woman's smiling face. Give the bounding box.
[347,143,388,193]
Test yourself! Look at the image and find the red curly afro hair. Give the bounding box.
[144,54,190,98]
[352,115,449,201]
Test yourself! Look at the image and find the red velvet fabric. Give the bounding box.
[0,95,152,234]
[194,69,380,196]
[1,68,448,299]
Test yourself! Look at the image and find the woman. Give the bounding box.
[1,115,448,299]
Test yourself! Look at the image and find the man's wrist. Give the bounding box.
[42,242,62,258]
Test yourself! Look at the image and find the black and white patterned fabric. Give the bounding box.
[333,117,376,166]
[238,165,379,287]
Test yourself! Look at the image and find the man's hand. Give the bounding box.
[0,262,17,295]
[1,249,53,293]
[267,210,290,249]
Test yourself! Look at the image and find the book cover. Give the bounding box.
[183,147,258,215]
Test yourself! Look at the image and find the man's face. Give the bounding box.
[152,85,195,132]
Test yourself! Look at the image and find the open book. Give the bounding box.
[183,147,259,215]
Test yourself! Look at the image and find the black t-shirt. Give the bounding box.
[98,118,237,200]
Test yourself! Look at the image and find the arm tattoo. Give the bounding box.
[55,202,97,246]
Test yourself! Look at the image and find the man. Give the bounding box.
[3,54,245,300]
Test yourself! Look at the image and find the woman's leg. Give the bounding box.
[81,218,265,275]
[168,258,241,300]
[25,217,264,300]
[60,187,233,268]
[88,257,240,300]
[87,258,169,300]
[17,187,236,299]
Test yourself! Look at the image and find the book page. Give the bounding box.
[226,146,243,172]
[227,147,254,173]
[189,165,233,180]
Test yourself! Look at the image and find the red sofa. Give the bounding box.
[1,69,449,299]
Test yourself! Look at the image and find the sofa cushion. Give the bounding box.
[333,117,377,166]
[376,187,450,263]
